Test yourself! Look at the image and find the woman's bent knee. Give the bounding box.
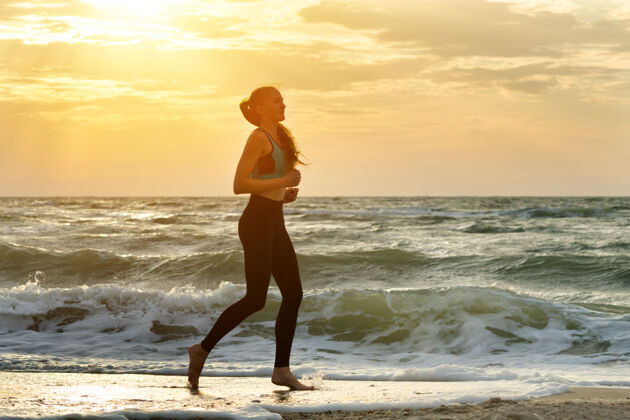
[283,290,302,307]
[242,295,267,313]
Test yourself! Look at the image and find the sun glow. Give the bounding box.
[86,0,168,18]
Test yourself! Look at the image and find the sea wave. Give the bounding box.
[283,203,629,220]
[459,222,525,234]
[491,254,630,286]
[0,241,244,286]
[3,240,630,295]
[1,281,627,367]
[497,205,624,218]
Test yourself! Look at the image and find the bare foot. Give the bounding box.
[271,367,315,390]
[187,343,209,389]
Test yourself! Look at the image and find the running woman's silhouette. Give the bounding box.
[187,86,313,391]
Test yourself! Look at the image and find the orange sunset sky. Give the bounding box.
[1,0,629,196]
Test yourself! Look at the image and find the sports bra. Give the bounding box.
[249,128,287,180]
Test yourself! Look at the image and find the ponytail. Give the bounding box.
[239,98,261,126]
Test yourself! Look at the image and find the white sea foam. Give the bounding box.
[1,279,628,388]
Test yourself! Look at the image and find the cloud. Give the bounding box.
[168,14,247,39]
[39,19,72,33]
[0,39,428,95]
[0,0,100,20]
[0,3,24,20]
[425,61,625,91]
[299,0,630,57]
[501,78,557,94]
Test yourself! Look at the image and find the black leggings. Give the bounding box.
[200,193,303,368]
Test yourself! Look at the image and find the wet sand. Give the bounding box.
[279,387,630,419]
[1,371,628,419]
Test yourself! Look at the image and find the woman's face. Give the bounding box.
[256,89,285,122]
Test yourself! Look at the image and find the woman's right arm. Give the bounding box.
[233,131,301,195]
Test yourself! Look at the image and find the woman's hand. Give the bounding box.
[283,188,299,203]
[283,169,301,187]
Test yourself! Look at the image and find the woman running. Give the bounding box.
[187,86,314,391]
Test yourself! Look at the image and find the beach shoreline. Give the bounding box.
[278,387,630,419]
[1,371,629,419]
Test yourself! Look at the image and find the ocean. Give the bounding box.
[1,196,629,417]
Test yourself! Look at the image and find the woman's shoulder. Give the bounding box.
[247,128,267,142]
[248,127,268,139]
[245,128,272,155]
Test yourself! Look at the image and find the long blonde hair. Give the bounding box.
[239,86,307,170]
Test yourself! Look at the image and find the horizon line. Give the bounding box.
[1,194,629,198]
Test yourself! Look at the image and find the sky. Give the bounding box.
[1,0,629,196]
